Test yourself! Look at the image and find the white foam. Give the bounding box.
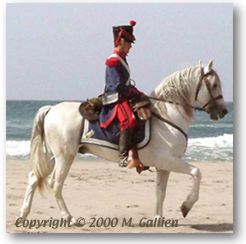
[6,134,233,160]
[185,134,233,161]
[6,140,98,159]
[188,134,233,148]
[6,140,30,157]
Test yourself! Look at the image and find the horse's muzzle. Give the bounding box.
[221,108,228,118]
[207,105,228,120]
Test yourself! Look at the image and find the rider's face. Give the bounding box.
[120,40,132,55]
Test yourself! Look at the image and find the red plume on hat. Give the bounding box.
[130,20,136,27]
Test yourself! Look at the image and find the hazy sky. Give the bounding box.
[6,3,233,101]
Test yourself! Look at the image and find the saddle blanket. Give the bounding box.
[81,119,151,150]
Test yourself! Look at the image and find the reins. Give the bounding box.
[147,96,205,111]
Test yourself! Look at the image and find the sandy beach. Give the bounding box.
[6,159,233,233]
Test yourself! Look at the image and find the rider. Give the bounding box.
[99,20,145,169]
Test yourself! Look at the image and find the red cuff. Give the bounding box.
[128,86,144,97]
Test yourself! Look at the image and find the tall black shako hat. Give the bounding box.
[113,20,136,46]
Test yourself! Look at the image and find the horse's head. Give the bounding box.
[195,60,228,120]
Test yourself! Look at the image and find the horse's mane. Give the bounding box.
[152,66,199,118]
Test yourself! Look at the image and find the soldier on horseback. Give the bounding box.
[99,20,146,169]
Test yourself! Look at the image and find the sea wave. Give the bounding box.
[188,133,233,148]
[6,140,30,157]
[6,134,233,161]
[5,140,97,160]
[185,134,233,161]
[190,123,233,128]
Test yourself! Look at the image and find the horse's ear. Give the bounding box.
[198,60,202,68]
[204,59,213,74]
[207,59,213,70]
[199,60,205,75]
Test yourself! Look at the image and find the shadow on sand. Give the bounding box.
[188,223,233,232]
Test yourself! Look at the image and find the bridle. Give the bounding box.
[148,68,223,112]
[194,69,223,111]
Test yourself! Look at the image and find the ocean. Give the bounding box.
[6,100,233,162]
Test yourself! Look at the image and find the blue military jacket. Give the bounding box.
[99,49,142,128]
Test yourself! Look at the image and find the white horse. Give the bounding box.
[19,60,228,223]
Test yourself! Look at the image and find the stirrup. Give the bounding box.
[118,157,128,167]
[136,164,150,174]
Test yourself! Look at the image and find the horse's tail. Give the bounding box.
[30,105,52,191]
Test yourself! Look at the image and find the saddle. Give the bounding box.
[79,95,151,122]
[79,96,151,173]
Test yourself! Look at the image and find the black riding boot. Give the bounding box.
[118,128,134,167]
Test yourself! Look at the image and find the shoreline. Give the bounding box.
[6,159,233,233]
[6,157,233,163]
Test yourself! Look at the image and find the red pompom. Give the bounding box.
[130,20,136,26]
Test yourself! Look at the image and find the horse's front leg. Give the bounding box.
[180,165,202,218]
[159,157,202,218]
[155,170,170,218]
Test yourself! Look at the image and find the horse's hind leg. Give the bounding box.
[48,155,75,222]
[19,171,39,219]
[155,170,170,218]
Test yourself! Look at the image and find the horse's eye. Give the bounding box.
[213,84,218,89]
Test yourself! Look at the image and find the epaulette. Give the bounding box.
[105,56,121,67]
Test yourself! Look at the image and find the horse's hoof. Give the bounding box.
[15,216,26,225]
[154,215,162,220]
[180,204,190,218]
[67,216,84,227]
[70,217,87,227]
